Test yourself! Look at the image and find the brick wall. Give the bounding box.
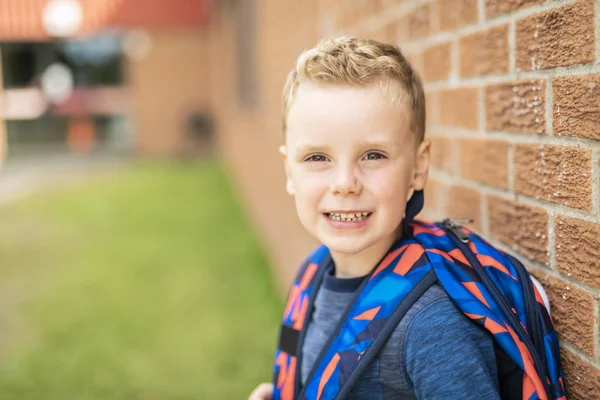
[209,1,600,397]
[329,0,599,397]
[205,0,322,288]
[126,27,211,156]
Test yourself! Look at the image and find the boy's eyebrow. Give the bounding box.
[294,140,400,154]
[361,139,400,149]
[294,143,331,154]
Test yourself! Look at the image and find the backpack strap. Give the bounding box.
[274,191,428,400]
[402,190,424,237]
[298,239,438,400]
[273,246,331,400]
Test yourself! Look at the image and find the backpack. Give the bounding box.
[271,191,566,400]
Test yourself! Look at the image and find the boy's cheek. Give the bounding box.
[293,174,328,193]
[367,173,410,196]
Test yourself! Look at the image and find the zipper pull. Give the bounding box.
[442,218,472,243]
[448,218,474,225]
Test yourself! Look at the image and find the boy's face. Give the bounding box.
[280,83,430,256]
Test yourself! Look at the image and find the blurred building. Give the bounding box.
[0,0,211,162]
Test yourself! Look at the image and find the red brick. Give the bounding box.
[485,80,546,134]
[404,51,423,76]
[553,74,600,140]
[514,144,593,210]
[488,197,548,263]
[337,0,381,27]
[430,135,457,174]
[320,0,346,12]
[381,0,406,9]
[447,185,481,232]
[555,217,600,289]
[460,25,509,77]
[515,0,595,71]
[560,347,600,400]
[425,90,439,126]
[422,42,451,82]
[485,0,544,19]
[396,16,410,43]
[370,21,398,43]
[409,4,431,40]
[423,178,448,219]
[439,0,478,31]
[439,88,479,130]
[422,180,480,231]
[533,273,596,356]
[459,138,509,189]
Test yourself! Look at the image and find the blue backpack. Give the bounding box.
[272,191,566,400]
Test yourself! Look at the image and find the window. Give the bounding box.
[1,32,123,89]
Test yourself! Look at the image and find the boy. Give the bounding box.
[250,37,500,399]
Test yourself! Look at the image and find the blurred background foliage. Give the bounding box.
[0,160,282,399]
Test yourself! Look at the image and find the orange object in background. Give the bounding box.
[67,118,96,154]
[0,0,210,41]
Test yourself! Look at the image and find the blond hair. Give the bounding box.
[282,37,426,143]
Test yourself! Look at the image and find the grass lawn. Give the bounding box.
[0,160,282,399]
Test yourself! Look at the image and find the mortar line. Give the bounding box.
[560,339,600,369]
[429,169,600,224]
[393,0,578,51]
[477,0,485,23]
[508,20,516,73]
[423,63,600,91]
[430,0,440,34]
[481,192,490,237]
[426,126,600,149]
[351,0,577,47]
[450,39,460,86]
[352,0,434,35]
[547,213,556,270]
[318,7,336,37]
[545,77,553,136]
[596,0,600,64]
[593,149,600,216]
[595,300,600,361]
[477,86,485,132]
[508,144,515,193]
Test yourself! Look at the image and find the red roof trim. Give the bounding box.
[0,0,211,41]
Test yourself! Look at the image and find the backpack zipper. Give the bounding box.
[504,253,550,383]
[440,219,552,399]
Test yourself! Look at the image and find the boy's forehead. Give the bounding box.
[290,82,406,111]
[286,83,412,146]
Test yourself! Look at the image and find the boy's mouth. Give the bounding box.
[325,211,373,222]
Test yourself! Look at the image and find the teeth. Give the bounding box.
[327,212,372,222]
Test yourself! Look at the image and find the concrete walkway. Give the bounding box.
[0,154,130,207]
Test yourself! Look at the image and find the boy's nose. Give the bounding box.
[330,167,362,196]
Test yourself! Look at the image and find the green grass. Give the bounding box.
[0,159,283,399]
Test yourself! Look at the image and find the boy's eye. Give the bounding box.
[305,154,329,162]
[363,152,386,161]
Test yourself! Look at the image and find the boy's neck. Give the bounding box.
[329,227,403,279]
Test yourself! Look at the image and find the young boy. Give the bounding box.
[250,37,500,400]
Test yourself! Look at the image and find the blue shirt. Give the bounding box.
[300,268,501,399]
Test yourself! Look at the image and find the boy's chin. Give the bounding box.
[318,236,372,255]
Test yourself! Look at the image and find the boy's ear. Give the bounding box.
[279,145,295,196]
[412,139,431,191]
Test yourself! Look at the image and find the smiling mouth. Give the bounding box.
[325,211,373,222]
